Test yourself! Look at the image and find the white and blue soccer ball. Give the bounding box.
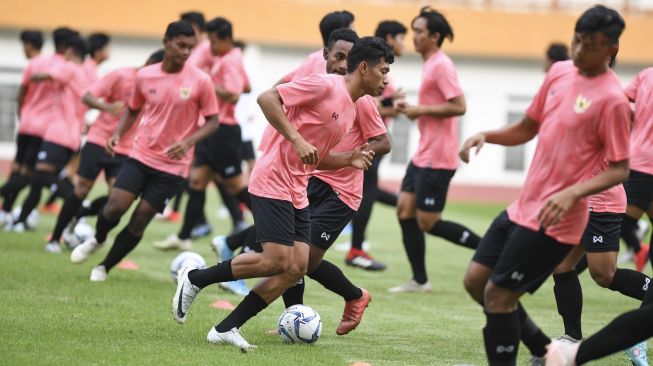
[11,207,39,228]
[62,219,95,249]
[278,304,322,344]
[170,251,207,283]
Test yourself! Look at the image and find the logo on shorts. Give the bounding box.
[320,232,331,241]
[573,95,592,114]
[496,345,515,354]
[644,278,650,291]
[225,166,236,175]
[424,197,435,206]
[460,231,470,244]
[37,151,47,160]
[179,86,192,100]
[511,271,524,282]
[332,112,339,120]
[592,235,604,244]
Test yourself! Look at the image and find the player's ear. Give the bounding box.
[322,47,329,61]
[359,61,368,75]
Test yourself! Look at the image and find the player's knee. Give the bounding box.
[260,256,288,275]
[287,262,308,281]
[73,184,91,198]
[417,215,437,232]
[463,273,484,304]
[589,267,614,288]
[483,283,517,312]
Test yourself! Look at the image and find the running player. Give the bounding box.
[69,21,220,282]
[390,6,481,293]
[171,37,391,351]
[154,17,252,252]
[20,30,43,59]
[44,50,164,253]
[459,5,629,365]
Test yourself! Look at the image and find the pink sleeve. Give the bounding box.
[21,61,33,86]
[436,62,463,101]
[624,73,640,102]
[357,97,387,139]
[281,68,297,83]
[89,71,117,99]
[525,72,556,123]
[219,62,246,94]
[128,75,145,110]
[198,77,220,117]
[49,63,73,84]
[276,75,326,108]
[599,99,631,162]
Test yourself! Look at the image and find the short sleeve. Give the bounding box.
[49,63,74,85]
[525,68,559,123]
[435,62,463,101]
[356,96,387,139]
[281,68,297,83]
[89,70,118,99]
[215,61,246,95]
[624,73,641,102]
[198,76,220,117]
[128,74,145,110]
[277,75,327,108]
[598,98,631,163]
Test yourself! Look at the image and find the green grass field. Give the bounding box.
[0,187,648,365]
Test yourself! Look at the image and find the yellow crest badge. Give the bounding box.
[573,95,592,114]
[179,86,192,100]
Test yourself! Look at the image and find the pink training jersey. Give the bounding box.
[188,39,215,73]
[281,49,326,83]
[18,54,66,137]
[588,160,627,214]
[210,47,248,125]
[311,95,387,210]
[249,74,358,209]
[83,58,99,84]
[87,67,139,156]
[43,61,89,151]
[411,50,464,170]
[380,75,397,127]
[624,68,653,176]
[128,62,219,178]
[507,60,630,245]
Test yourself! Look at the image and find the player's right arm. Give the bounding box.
[459,116,539,163]
[82,92,124,116]
[16,85,27,119]
[107,107,139,156]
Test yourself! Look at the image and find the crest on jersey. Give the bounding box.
[573,95,592,114]
[179,86,192,100]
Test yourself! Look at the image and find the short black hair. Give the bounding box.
[180,11,206,31]
[233,40,247,50]
[206,17,233,39]
[319,10,355,47]
[546,43,569,62]
[20,30,43,50]
[64,35,87,59]
[347,36,394,73]
[147,49,165,64]
[87,33,110,57]
[413,6,454,47]
[164,20,196,40]
[326,28,359,50]
[53,27,79,51]
[575,5,625,45]
[374,20,407,40]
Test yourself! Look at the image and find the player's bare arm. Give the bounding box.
[316,143,375,171]
[404,95,466,120]
[107,107,140,156]
[459,116,539,163]
[82,91,124,116]
[165,114,220,160]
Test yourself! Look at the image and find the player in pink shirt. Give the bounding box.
[68,21,220,283]
[390,7,482,294]
[0,27,77,225]
[83,33,111,83]
[172,37,392,350]
[20,29,43,60]
[44,50,164,253]
[459,6,630,365]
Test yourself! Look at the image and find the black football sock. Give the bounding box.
[188,259,235,288]
[575,255,588,274]
[1,173,30,211]
[55,176,73,200]
[282,278,305,308]
[377,189,397,206]
[575,305,653,365]
[215,291,268,332]
[172,188,184,212]
[178,188,205,240]
[609,268,650,300]
[16,170,55,223]
[428,220,481,249]
[217,182,244,228]
[308,260,362,301]
[76,195,108,219]
[99,227,142,271]
[50,194,83,242]
[518,302,549,357]
[95,210,120,244]
[621,215,642,252]
[399,218,427,284]
[236,186,251,210]
[226,226,254,251]
[351,175,377,251]
[483,311,520,366]
[553,271,583,340]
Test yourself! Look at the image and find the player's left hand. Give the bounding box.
[403,105,422,120]
[166,140,192,160]
[537,188,579,228]
[350,143,375,170]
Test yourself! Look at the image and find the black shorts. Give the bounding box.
[15,134,43,168]
[194,124,242,179]
[76,142,127,181]
[581,211,622,253]
[400,162,455,212]
[250,194,311,246]
[624,170,653,211]
[37,141,74,171]
[113,158,186,213]
[241,140,256,161]
[307,177,356,250]
[472,211,573,293]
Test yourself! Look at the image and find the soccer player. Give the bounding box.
[83,33,111,82]
[346,19,407,271]
[0,27,78,226]
[459,5,629,366]
[69,21,220,282]
[10,35,89,232]
[43,50,164,253]
[183,11,212,73]
[20,30,43,59]
[154,17,252,252]
[544,43,569,72]
[171,37,392,351]
[390,7,481,293]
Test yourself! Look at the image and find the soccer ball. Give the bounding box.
[170,251,207,283]
[277,305,322,344]
[62,219,95,249]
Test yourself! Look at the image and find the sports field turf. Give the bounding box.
[0,186,647,365]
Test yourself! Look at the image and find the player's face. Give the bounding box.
[412,17,436,53]
[325,40,354,75]
[208,32,228,56]
[361,59,390,97]
[164,35,196,66]
[388,34,406,57]
[95,46,110,63]
[571,32,614,74]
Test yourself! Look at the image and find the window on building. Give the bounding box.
[504,112,526,172]
[389,114,410,165]
[0,83,18,142]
